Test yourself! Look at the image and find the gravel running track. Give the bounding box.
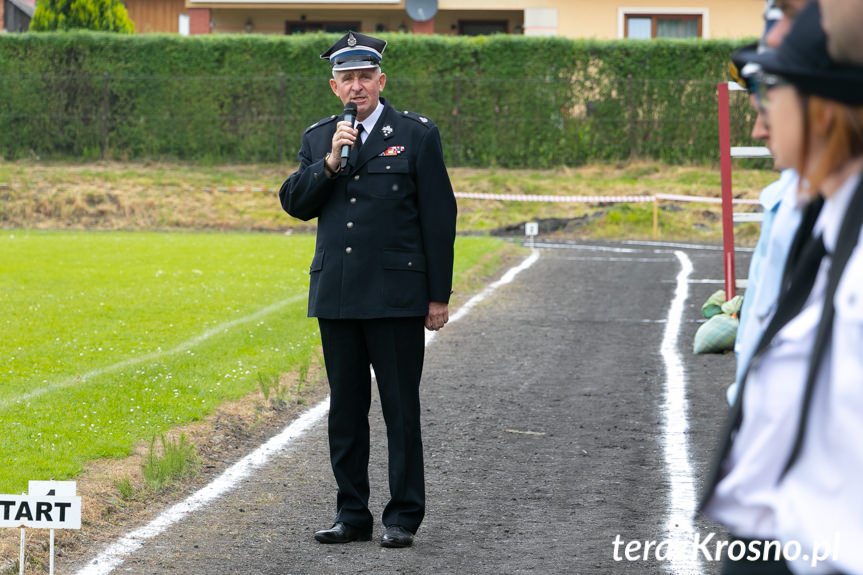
[63,240,749,575]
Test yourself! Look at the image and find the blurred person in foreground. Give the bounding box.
[729,0,812,406]
[763,0,812,48]
[280,32,457,548]
[701,3,863,574]
[819,0,863,64]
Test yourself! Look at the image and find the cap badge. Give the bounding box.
[419,116,429,123]
[381,125,393,137]
[347,32,357,47]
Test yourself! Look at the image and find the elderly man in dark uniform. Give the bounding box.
[279,31,457,549]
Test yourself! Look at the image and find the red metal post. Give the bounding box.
[717,82,736,299]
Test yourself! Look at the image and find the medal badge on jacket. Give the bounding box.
[380,146,405,157]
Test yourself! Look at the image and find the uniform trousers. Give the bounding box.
[318,316,426,534]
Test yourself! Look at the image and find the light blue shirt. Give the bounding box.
[729,169,801,405]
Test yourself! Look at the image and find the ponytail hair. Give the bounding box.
[799,96,863,198]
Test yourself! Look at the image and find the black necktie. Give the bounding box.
[753,233,826,357]
[750,196,826,361]
[354,124,364,155]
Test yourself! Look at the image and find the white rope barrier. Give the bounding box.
[454,191,654,203]
[1,182,762,207]
[654,192,761,205]
[454,191,761,206]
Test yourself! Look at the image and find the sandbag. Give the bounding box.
[694,313,740,354]
[721,294,744,317]
[701,289,727,319]
[693,291,743,354]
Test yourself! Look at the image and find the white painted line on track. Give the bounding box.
[661,251,701,574]
[73,399,330,575]
[4,295,306,409]
[75,249,541,575]
[527,242,641,253]
[561,256,669,263]
[624,239,754,253]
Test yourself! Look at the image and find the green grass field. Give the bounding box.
[0,230,513,492]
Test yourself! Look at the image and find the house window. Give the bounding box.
[285,21,359,34]
[624,14,702,39]
[458,20,508,36]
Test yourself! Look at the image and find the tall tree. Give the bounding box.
[30,0,135,33]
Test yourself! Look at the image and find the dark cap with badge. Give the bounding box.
[729,41,759,91]
[320,31,387,71]
[736,1,863,105]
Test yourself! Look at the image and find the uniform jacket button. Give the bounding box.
[354,175,360,181]
[346,222,354,229]
[345,247,353,254]
[350,197,357,204]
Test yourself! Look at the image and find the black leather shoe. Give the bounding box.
[314,522,372,544]
[380,525,414,548]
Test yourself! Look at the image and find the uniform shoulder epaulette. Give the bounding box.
[400,110,435,129]
[304,115,339,134]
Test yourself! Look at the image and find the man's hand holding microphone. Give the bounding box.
[325,102,359,177]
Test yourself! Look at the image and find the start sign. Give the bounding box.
[0,496,81,529]
[0,481,81,530]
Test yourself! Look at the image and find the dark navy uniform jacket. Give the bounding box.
[280,98,457,319]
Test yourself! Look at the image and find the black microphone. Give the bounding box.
[340,102,357,170]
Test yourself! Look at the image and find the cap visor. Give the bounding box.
[332,61,380,71]
[736,47,784,76]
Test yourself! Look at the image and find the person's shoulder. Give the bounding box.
[304,115,339,135]
[396,109,437,130]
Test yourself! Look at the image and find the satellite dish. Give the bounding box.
[406,0,438,23]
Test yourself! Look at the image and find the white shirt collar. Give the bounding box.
[356,101,384,143]
[814,171,862,254]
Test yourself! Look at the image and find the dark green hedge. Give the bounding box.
[0,32,758,166]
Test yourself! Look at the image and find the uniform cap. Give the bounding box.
[729,41,759,91]
[737,1,863,105]
[320,31,387,71]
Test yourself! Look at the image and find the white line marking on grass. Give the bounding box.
[4,295,306,408]
[660,251,701,574]
[75,250,541,575]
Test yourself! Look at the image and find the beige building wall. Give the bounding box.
[562,0,762,39]
[210,9,402,34]
[440,0,763,39]
[207,5,524,35]
[184,0,765,38]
